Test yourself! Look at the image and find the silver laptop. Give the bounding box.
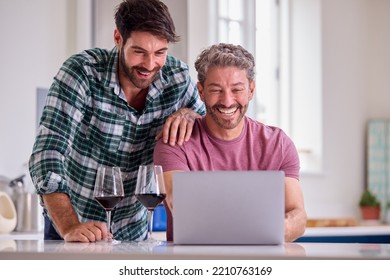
[172,170,285,245]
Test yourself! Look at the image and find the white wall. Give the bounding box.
[301,0,390,219]
[288,0,323,173]
[1,0,390,221]
[187,0,214,78]
[0,0,93,180]
[301,0,367,218]
[365,0,390,117]
[93,0,120,49]
[0,0,68,179]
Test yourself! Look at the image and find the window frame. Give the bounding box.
[213,0,323,174]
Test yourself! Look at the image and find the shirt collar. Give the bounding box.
[103,47,123,99]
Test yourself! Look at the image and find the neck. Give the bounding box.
[117,67,148,112]
[124,87,148,112]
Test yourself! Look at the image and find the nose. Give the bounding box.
[142,54,155,70]
[219,91,236,107]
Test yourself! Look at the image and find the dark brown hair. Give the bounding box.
[114,0,179,44]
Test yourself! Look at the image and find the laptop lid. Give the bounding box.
[172,170,285,245]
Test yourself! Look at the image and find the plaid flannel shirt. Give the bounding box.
[29,47,205,240]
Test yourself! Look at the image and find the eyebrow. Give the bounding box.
[131,46,169,52]
[207,82,246,87]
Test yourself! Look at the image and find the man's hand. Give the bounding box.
[63,221,111,242]
[156,108,201,146]
[43,193,111,243]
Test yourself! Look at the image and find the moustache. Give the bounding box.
[132,66,159,73]
[213,104,241,110]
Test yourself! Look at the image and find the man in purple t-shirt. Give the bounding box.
[154,43,307,242]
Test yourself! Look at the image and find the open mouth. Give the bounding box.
[217,107,238,115]
[136,69,152,78]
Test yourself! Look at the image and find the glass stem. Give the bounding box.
[106,210,111,234]
[148,210,154,239]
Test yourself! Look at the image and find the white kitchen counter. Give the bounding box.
[304,225,390,236]
[1,225,390,242]
[0,226,389,260]
[0,239,389,260]
[0,231,43,240]
[0,231,164,241]
[296,225,390,243]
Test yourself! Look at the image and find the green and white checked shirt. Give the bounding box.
[29,47,205,241]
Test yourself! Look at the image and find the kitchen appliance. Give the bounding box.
[0,175,12,196]
[0,191,17,233]
[9,175,42,232]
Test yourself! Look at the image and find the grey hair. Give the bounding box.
[194,43,255,85]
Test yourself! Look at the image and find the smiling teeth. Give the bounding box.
[218,108,237,114]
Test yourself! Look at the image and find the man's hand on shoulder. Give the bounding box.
[156,108,201,146]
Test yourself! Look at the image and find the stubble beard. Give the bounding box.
[119,48,160,89]
[206,104,248,130]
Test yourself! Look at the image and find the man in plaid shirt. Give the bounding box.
[28,0,205,242]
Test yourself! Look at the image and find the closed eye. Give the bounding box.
[232,88,245,94]
[155,50,167,56]
[209,89,222,94]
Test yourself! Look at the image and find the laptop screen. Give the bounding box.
[172,170,285,245]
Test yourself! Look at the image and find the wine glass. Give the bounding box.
[94,166,124,244]
[135,164,166,244]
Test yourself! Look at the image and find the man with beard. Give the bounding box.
[29,0,205,242]
[154,43,307,242]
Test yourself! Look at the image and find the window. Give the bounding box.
[218,0,244,45]
[215,0,322,173]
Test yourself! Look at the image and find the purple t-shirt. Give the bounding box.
[154,116,300,179]
[154,116,300,242]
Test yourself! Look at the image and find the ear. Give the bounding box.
[197,82,206,102]
[114,29,122,48]
[249,80,255,101]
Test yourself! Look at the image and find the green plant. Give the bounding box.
[359,190,380,207]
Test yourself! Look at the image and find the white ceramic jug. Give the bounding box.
[0,191,17,233]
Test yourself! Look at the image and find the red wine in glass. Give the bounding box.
[94,166,124,244]
[135,193,166,211]
[135,164,166,244]
[95,195,124,211]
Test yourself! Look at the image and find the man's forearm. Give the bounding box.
[42,192,80,238]
[284,208,307,242]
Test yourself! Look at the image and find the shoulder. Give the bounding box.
[161,55,190,77]
[56,48,114,87]
[154,119,204,153]
[245,117,293,142]
[63,48,110,70]
[164,55,189,69]
[153,137,185,163]
[156,55,204,111]
[245,117,282,134]
[189,118,204,138]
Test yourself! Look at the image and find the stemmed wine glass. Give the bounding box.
[135,164,167,244]
[94,166,124,244]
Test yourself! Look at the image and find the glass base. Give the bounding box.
[98,237,121,245]
[109,238,122,245]
[129,236,164,247]
[139,238,163,246]
[129,240,163,252]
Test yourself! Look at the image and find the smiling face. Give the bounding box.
[197,66,255,139]
[115,30,168,90]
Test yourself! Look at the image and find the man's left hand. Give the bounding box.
[156,108,201,146]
